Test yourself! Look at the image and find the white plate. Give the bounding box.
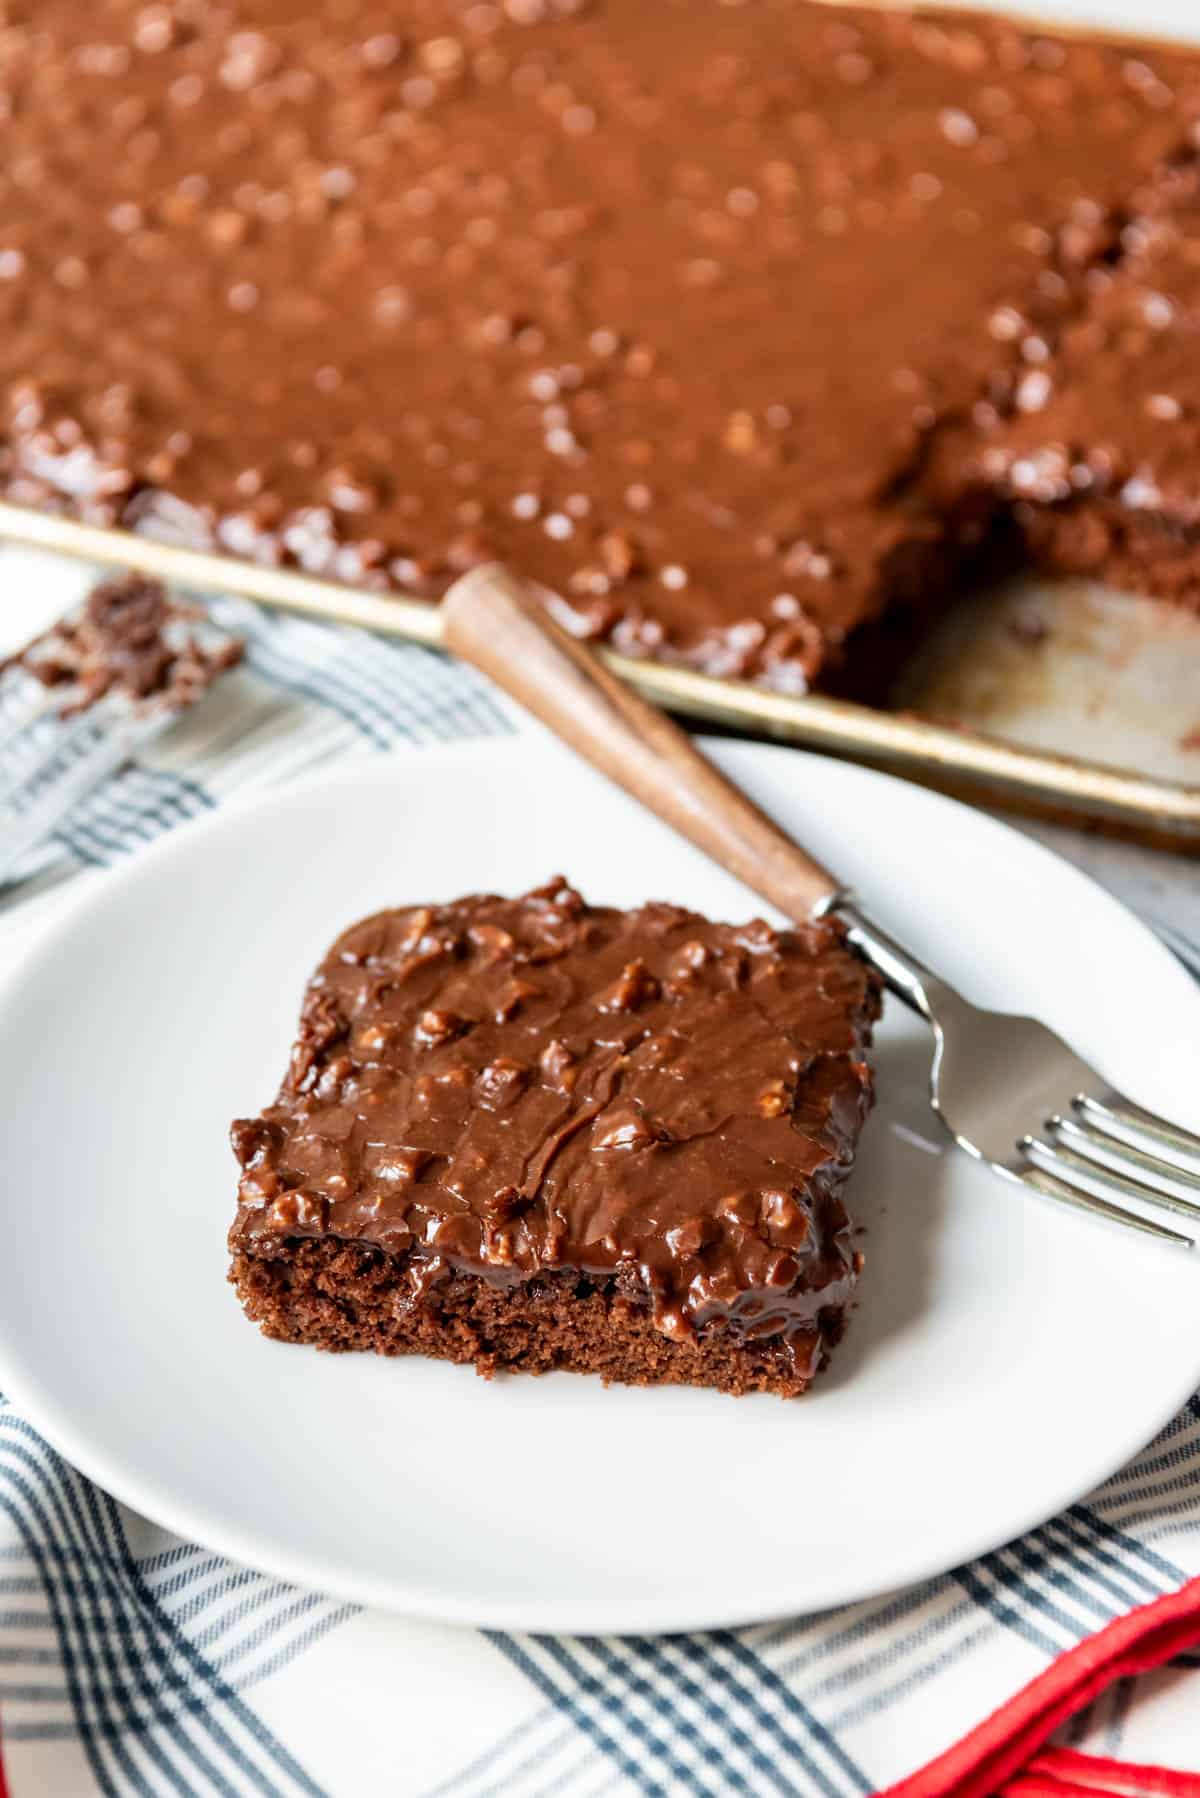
[1,736,1198,1634]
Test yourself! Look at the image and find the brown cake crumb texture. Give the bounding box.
[5,3,1200,693]
[230,1240,847,1398]
[229,882,880,1397]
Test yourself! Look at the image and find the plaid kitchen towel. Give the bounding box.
[1,548,1200,1798]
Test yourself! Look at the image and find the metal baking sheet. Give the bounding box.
[897,578,1200,785]
[0,507,1197,848]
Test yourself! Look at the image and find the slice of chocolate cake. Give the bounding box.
[228,880,881,1397]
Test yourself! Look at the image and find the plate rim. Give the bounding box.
[1,733,1198,1634]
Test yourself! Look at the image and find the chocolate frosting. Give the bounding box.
[230,882,880,1368]
[971,153,1200,539]
[3,3,1199,687]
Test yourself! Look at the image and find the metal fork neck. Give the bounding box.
[815,895,1200,1252]
[823,892,940,1023]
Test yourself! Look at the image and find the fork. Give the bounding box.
[442,564,1200,1249]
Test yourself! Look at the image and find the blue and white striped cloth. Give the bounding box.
[1,550,1199,1797]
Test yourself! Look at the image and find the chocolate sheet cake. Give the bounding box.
[4,1,1200,693]
[228,882,881,1397]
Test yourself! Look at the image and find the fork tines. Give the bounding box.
[1021,1091,1200,1248]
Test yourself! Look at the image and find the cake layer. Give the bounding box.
[229,1240,849,1398]
[228,881,881,1390]
[3,3,1199,688]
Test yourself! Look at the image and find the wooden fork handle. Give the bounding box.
[442,563,842,921]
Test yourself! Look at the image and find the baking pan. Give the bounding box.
[2,0,1198,848]
[0,502,1197,847]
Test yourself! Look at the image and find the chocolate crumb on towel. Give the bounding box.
[5,573,244,716]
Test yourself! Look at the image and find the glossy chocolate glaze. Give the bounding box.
[966,150,1200,600]
[229,882,880,1371]
[3,3,1199,687]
